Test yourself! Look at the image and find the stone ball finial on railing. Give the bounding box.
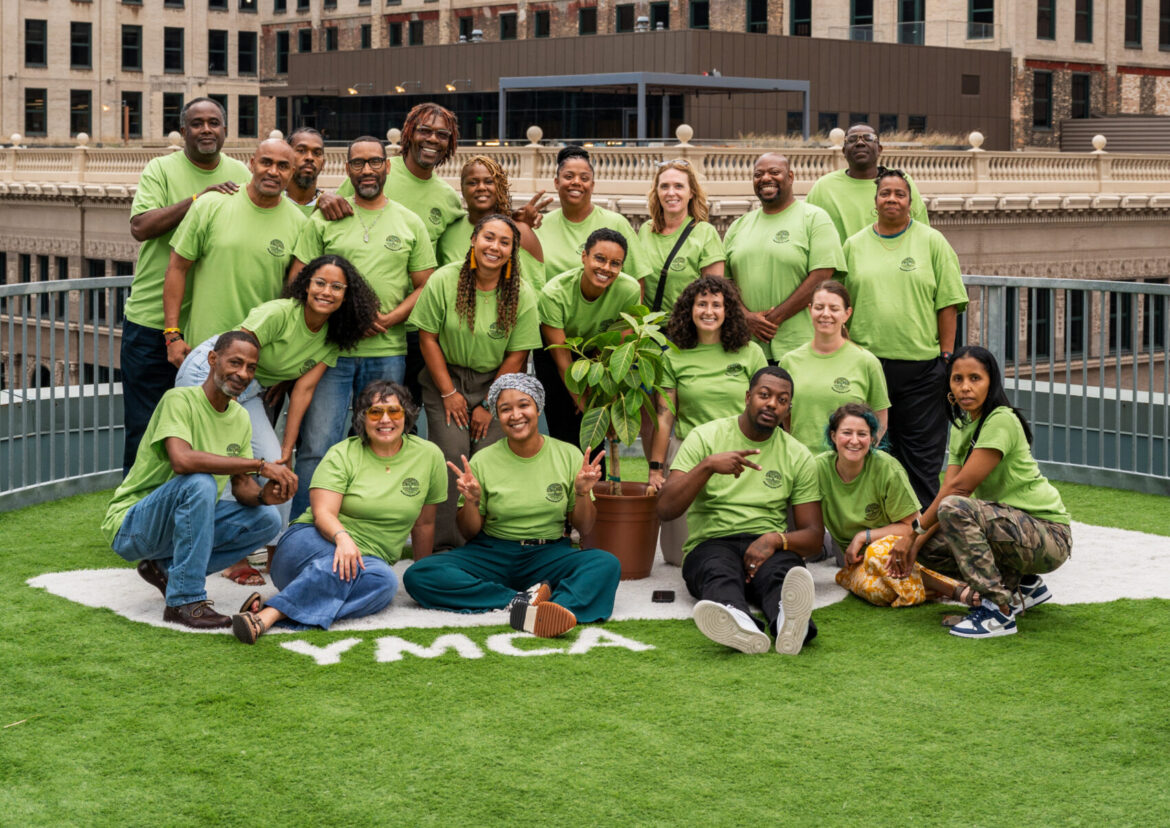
[675,124,694,146]
[526,125,543,146]
[1091,134,1107,154]
[167,130,181,148]
[75,132,90,149]
[829,128,845,148]
[967,131,984,152]
[10,133,23,148]
[386,127,402,153]
[268,129,283,141]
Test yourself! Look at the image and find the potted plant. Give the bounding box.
[552,305,677,579]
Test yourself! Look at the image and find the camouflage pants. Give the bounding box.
[917,496,1072,607]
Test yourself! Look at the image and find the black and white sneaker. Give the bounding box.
[507,582,574,638]
[692,600,770,653]
[1015,574,1052,611]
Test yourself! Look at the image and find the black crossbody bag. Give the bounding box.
[650,220,697,313]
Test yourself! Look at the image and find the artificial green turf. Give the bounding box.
[2,489,1167,826]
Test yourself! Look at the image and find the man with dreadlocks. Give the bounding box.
[409,214,542,551]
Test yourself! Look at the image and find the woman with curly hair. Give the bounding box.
[637,159,725,317]
[647,275,767,564]
[175,255,381,581]
[408,214,543,550]
[437,154,547,287]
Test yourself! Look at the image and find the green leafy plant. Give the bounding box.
[552,305,677,494]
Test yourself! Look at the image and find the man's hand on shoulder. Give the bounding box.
[317,192,353,221]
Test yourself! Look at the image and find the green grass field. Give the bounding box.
[2,484,1167,826]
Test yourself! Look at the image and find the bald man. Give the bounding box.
[162,138,308,367]
[723,153,845,361]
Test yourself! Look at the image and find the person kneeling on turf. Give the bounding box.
[101,331,297,629]
[657,367,823,654]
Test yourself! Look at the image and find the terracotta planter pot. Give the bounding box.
[580,481,660,580]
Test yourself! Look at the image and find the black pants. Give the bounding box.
[533,348,581,447]
[120,319,178,476]
[404,329,425,433]
[682,533,817,642]
[880,356,949,510]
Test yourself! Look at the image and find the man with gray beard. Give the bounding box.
[286,126,326,216]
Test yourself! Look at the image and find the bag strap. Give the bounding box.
[651,219,697,313]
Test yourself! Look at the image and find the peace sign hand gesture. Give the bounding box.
[574,447,606,497]
[446,455,482,505]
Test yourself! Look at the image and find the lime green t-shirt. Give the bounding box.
[538,267,641,341]
[661,341,768,441]
[535,205,643,287]
[292,434,447,564]
[286,193,318,218]
[125,152,251,329]
[779,341,890,454]
[637,220,725,315]
[842,221,968,361]
[947,406,1070,525]
[292,199,436,357]
[467,437,583,541]
[436,214,545,290]
[336,156,464,246]
[101,386,252,543]
[723,202,846,360]
[805,168,931,244]
[815,450,920,551]
[170,189,306,348]
[240,298,340,387]
[408,262,542,373]
[672,415,820,556]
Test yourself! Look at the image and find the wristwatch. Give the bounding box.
[912,517,927,536]
[648,461,664,471]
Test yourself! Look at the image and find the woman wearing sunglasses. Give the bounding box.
[230,380,447,644]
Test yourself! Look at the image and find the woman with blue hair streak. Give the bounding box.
[402,374,621,638]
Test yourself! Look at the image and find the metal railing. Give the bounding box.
[1,274,1167,511]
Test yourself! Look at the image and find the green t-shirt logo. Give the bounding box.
[301,358,318,373]
[575,242,585,255]
[899,257,916,272]
[545,483,566,503]
[724,363,743,378]
[864,502,881,521]
[428,207,442,225]
[384,235,403,251]
[401,477,421,497]
[763,470,783,489]
[772,230,790,244]
[487,322,507,340]
[267,239,286,257]
[832,377,850,393]
[669,258,687,272]
[225,443,243,457]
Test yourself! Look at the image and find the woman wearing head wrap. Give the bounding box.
[402,374,621,638]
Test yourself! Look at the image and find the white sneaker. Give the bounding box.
[692,600,770,653]
[775,567,815,655]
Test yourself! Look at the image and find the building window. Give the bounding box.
[1109,292,1135,354]
[879,112,898,133]
[409,20,424,44]
[962,73,981,94]
[210,0,227,8]
[70,90,92,137]
[1162,0,1170,49]
[208,30,228,74]
[908,114,927,133]
[274,0,286,11]
[1037,0,1055,38]
[298,28,313,52]
[238,31,257,74]
[25,20,48,67]
[165,0,184,7]
[1142,279,1168,349]
[164,28,184,73]
[209,94,229,122]
[1032,70,1053,128]
[325,0,337,8]
[817,112,839,133]
[71,22,93,69]
[238,95,258,137]
[121,25,143,71]
[851,0,873,38]
[240,0,257,11]
[691,1,710,28]
[899,0,924,43]
[650,2,669,28]
[1071,73,1092,118]
[1125,0,1142,46]
[122,91,143,138]
[579,6,598,34]
[500,12,518,39]
[276,30,290,72]
[359,0,370,5]
[324,27,338,50]
[616,4,635,32]
[786,111,803,133]
[361,23,372,48]
[389,22,403,45]
[25,89,47,137]
[849,111,869,125]
[1075,0,1092,41]
[968,0,994,38]
[276,97,289,132]
[459,16,474,40]
[162,92,184,134]
[746,0,768,33]
[790,0,810,35]
[534,10,551,36]
[297,0,309,10]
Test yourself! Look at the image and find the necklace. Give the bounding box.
[873,219,912,252]
[356,204,388,243]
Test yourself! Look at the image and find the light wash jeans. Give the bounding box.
[112,474,283,607]
[289,354,406,518]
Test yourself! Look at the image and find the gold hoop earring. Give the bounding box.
[947,392,956,405]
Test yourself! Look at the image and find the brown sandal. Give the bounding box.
[238,592,264,614]
[231,611,266,645]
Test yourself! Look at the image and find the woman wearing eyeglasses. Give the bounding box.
[175,255,381,582]
[230,380,447,643]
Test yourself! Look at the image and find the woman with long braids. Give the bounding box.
[409,214,542,550]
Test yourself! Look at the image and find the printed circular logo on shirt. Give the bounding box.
[724,362,743,378]
[267,239,286,257]
[487,322,507,340]
[772,230,790,244]
[669,258,687,272]
[864,502,881,521]
[831,377,851,393]
[576,242,585,255]
[225,443,243,457]
[763,470,783,489]
[428,207,442,225]
[384,235,403,251]
[899,257,916,272]
[301,358,317,373]
[401,477,421,497]
[545,483,566,502]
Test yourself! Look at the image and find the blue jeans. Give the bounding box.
[120,319,178,476]
[111,473,283,607]
[267,522,397,629]
[291,355,405,518]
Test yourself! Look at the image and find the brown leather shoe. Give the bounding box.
[136,559,168,598]
[163,600,231,629]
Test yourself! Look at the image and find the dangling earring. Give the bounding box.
[504,259,513,280]
[469,249,477,270]
[947,392,956,405]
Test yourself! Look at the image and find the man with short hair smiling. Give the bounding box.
[806,123,931,243]
[724,153,845,361]
[120,97,250,475]
[657,367,823,655]
[102,332,298,629]
[285,126,326,216]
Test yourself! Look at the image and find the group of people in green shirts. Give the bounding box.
[105,100,1070,649]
